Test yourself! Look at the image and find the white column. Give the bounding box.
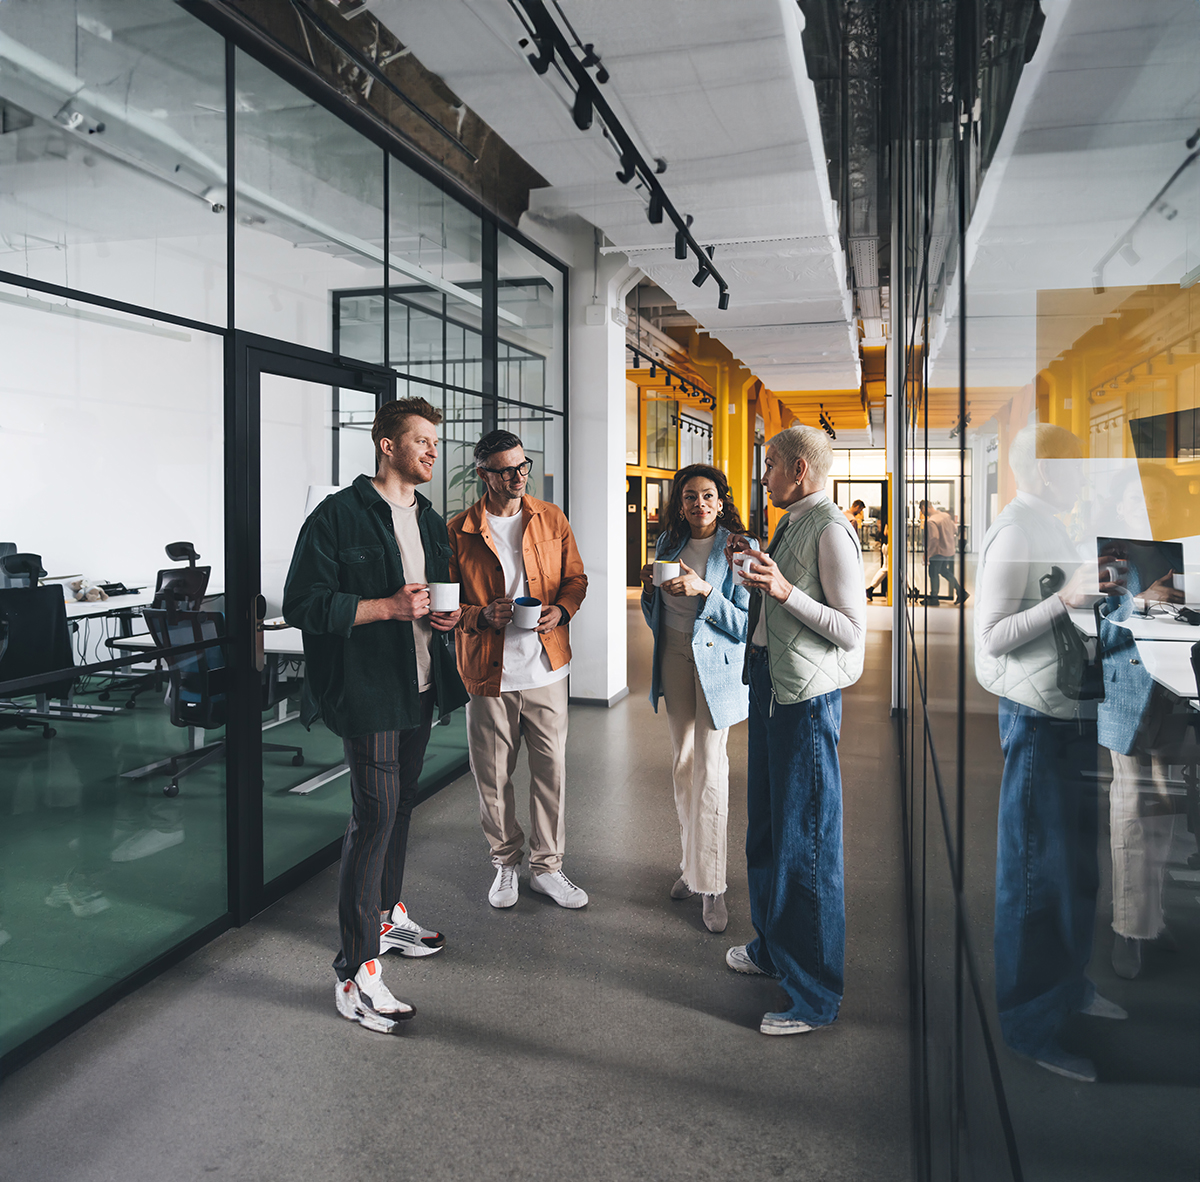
[518,213,635,705]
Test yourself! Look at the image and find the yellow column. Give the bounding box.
[725,370,752,521]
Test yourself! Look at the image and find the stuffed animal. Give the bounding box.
[70,578,109,603]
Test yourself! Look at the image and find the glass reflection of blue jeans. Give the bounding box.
[745,648,844,1026]
[994,698,1098,1056]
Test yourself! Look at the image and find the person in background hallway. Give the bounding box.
[640,464,750,934]
[845,499,866,533]
[920,499,966,605]
[726,425,866,1035]
[284,397,468,1035]
[974,423,1125,1083]
[448,430,589,910]
[866,518,889,601]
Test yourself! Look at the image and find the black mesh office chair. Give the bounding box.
[101,542,211,708]
[0,583,77,739]
[0,544,20,589]
[1,552,47,588]
[124,609,303,797]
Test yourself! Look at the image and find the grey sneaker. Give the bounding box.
[1034,1043,1096,1083]
[529,869,588,908]
[725,944,778,977]
[761,1011,821,1036]
[488,864,519,909]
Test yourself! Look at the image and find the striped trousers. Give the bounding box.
[334,692,434,980]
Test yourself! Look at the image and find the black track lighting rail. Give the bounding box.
[508,0,731,309]
[628,344,714,408]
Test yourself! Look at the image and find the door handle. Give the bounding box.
[254,594,266,673]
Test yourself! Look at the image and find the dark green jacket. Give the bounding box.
[282,474,469,738]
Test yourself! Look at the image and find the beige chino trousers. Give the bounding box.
[466,678,569,874]
[660,625,729,895]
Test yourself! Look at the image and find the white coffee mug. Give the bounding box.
[428,582,460,612]
[735,550,765,585]
[512,596,542,629]
[653,560,681,586]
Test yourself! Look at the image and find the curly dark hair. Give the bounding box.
[659,464,748,552]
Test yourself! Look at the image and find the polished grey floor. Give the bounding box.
[0,604,910,1182]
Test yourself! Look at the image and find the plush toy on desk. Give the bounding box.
[69,578,109,603]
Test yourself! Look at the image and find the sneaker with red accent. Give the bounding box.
[379,902,445,958]
[335,958,416,1034]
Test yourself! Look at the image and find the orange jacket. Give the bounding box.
[447,496,588,696]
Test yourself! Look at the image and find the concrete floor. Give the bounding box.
[0,605,911,1182]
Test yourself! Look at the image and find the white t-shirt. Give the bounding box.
[378,489,432,693]
[661,534,716,633]
[487,510,569,692]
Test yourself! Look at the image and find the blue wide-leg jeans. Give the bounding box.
[745,649,845,1026]
[994,698,1098,1056]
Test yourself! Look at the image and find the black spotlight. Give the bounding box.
[674,229,687,260]
[572,90,593,131]
[616,154,635,184]
[692,261,709,288]
[647,191,663,224]
[650,363,657,378]
[633,350,641,368]
[718,290,730,311]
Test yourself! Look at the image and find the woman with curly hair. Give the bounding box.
[640,464,751,933]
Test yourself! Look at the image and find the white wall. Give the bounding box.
[0,289,225,591]
[517,214,634,705]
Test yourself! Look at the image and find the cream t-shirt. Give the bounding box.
[487,509,568,693]
[378,489,432,693]
[660,534,716,633]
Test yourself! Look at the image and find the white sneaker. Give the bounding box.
[335,958,415,1034]
[725,944,779,978]
[379,902,444,957]
[488,864,519,908]
[529,869,588,909]
[111,828,184,863]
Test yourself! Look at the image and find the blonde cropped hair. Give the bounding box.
[1008,423,1081,491]
[768,424,833,486]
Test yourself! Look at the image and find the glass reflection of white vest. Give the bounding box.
[974,496,1079,720]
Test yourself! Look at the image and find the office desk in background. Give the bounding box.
[1069,607,1200,701]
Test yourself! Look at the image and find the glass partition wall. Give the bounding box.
[0,1,567,1069]
[893,1,1200,1179]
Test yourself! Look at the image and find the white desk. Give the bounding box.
[110,627,302,656]
[1069,607,1199,699]
[64,590,155,619]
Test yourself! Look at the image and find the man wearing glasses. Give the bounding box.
[448,430,589,909]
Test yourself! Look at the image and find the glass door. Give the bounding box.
[233,342,392,915]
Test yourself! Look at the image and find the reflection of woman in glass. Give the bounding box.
[640,465,750,934]
[974,424,1122,1084]
[1095,468,1184,980]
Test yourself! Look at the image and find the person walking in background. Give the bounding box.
[640,464,750,934]
[283,397,468,1035]
[920,499,966,605]
[845,499,866,533]
[448,430,589,910]
[727,425,866,1036]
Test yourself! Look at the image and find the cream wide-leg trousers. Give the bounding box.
[466,678,569,875]
[659,625,730,896]
[1109,750,1175,940]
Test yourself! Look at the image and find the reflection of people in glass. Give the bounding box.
[640,465,750,934]
[845,499,866,531]
[866,518,889,601]
[1095,468,1185,980]
[920,500,966,605]
[975,424,1124,1083]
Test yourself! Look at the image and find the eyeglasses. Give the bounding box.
[479,459,533,480]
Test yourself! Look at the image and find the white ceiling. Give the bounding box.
[371,0,861,391]
[931,0,1200,390]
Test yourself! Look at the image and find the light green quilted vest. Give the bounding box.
[762,498,865,704]
[973,497,1078,720]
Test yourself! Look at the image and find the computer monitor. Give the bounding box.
[1096,537,1185,598]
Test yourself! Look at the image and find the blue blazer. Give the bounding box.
[641,524,750,731]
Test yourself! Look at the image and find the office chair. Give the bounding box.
[0,544,19,589]
[0,584,81,739]
[1,552,47,588]
[100,542,211,707]
[123,608,303,797]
